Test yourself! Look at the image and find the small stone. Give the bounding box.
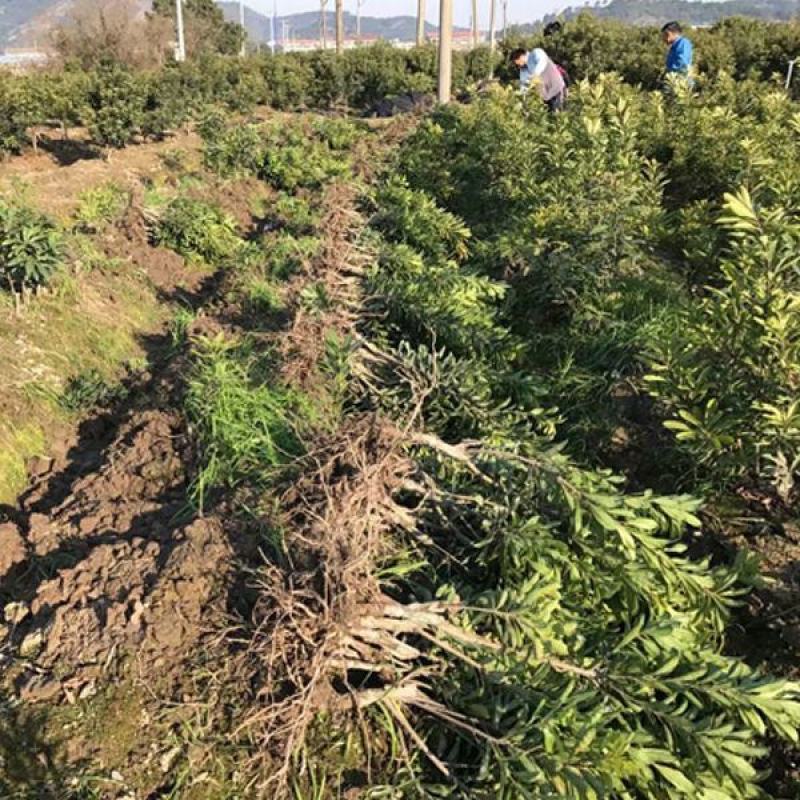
[4,601,30,625]
[19,629,43,658]
[79,681,97,700]
[110,770,125,783]
[160,745,181,773]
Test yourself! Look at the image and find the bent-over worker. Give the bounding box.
[510,47,566,113]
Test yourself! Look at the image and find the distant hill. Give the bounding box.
[217,3,442,43]
[541,0,799,27]
[0,0,149,48]
[0,0,68,46]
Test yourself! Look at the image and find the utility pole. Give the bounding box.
[416,0,425,46]
[471,0,478,48]
[356,0,366,41]
[320,0,329,49]
[269,0,276,55]
[501,0,508,40]
[335,0,344,53]
[437,0,453,103]
[239,0,246,57]
[488,0,497,73]
[175,0,186,62]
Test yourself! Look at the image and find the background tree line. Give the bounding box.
[0,5,796,155]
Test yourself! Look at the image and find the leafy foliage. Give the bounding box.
[74,182,130,232]
[0,16,795,160]
[647,188,800,498]
[260,125,350,193]
[264,231,321,280]
[153,197,242,264]
[350,124,800,798]
[198,111,264,177]
[85,62,147,149]
[0,204,64,292]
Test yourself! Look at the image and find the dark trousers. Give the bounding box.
[546,91,566,113]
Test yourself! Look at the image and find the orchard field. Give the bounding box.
[0,9,800,800]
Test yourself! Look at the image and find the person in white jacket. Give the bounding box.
[510,47,566,112]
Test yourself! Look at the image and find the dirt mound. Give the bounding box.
[107,197,191,295]
[2,408,232,704]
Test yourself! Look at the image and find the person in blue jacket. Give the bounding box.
[661,21,694,85]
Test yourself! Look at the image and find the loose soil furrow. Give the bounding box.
[0,337,234,708]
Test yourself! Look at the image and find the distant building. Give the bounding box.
[281,30,484,52]
[425,30,486,49]
[0,48,49,70]
[281,35,384,52]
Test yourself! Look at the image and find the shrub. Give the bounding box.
[372,177,471,263]
[199,111,265,177]
[85,62,147,148]
[244,277,284,317]
[141,70,192,139]
[312,116,364,151]
[0,72,33,155]
[74,182,130,232]
[260,126,349,192]
[0,204,64,292]
[340,151,800,800]
[272,192,320,235]
[153,197,241,264]
[646,188,800,499]
[260,53,313,110]
[264,231,321,280]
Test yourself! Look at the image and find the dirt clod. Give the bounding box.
[0,521,26,578]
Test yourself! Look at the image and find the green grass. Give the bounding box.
[58,368,126,413]
[244,277,285,317]
[73,182,130,233]
[170,306,198,350]
[0,265,166,503]
[185,334,305,510]
[0,423,46,502]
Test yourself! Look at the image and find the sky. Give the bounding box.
[242,0,574,28]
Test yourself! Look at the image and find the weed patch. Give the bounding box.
[185,334,305,510]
